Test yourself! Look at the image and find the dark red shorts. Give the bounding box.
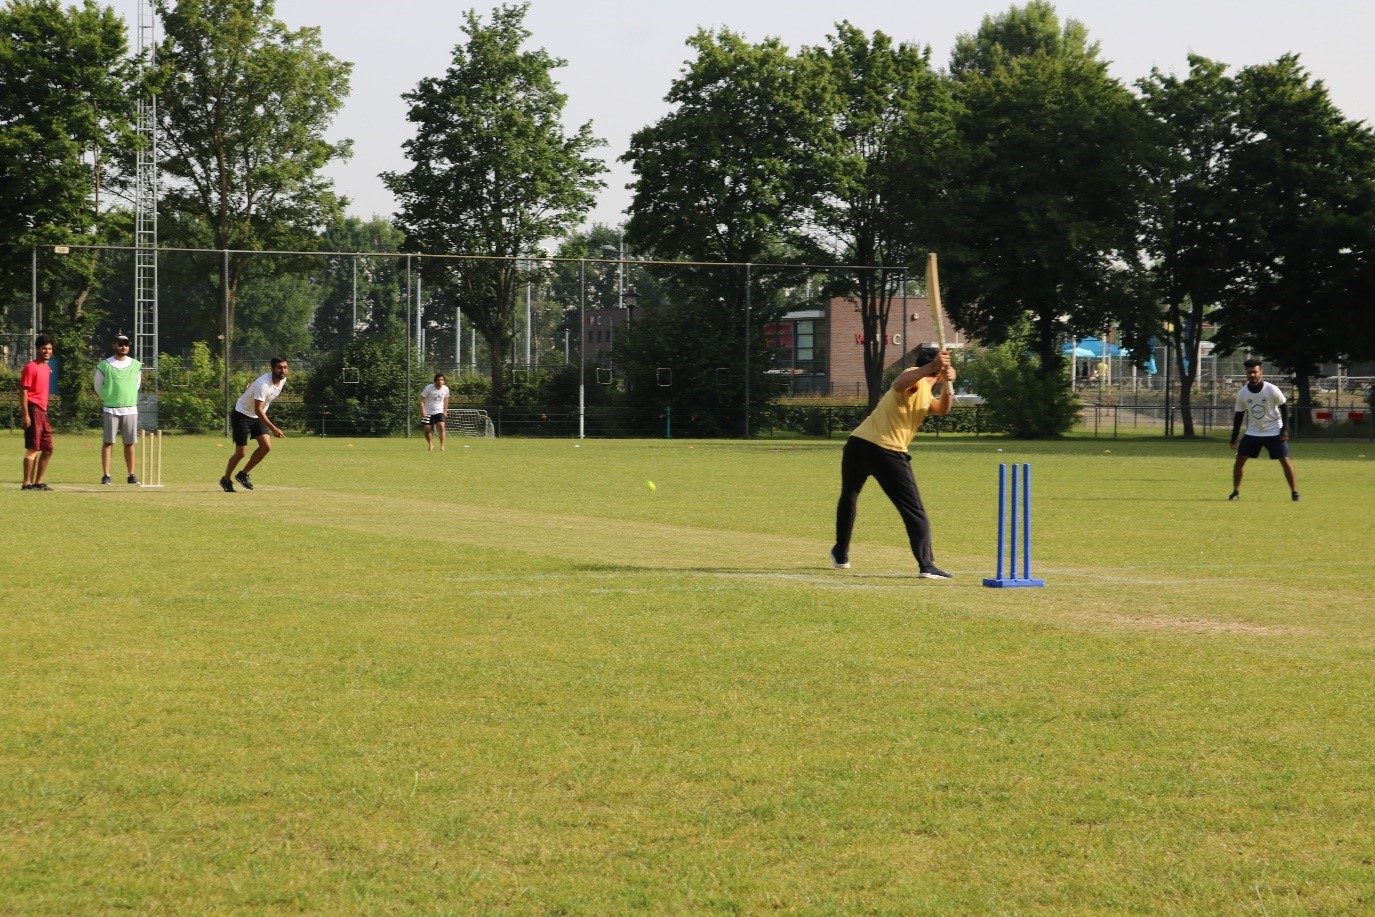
[24,406,52,453]
[24,405,53,453]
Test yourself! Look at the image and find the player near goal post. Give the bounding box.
[419,373,450,452]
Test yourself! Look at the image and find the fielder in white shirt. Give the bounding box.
[1229,358,1299,502]
[419,373,451,452]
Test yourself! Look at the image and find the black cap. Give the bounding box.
[113,333,131,344]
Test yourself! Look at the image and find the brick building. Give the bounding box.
[767,296,962,398]
[587,295,962,397]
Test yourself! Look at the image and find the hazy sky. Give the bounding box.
[112,0,1374,229]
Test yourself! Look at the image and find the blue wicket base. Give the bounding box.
[983,462,1046,588]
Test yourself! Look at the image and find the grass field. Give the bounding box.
[3,431,1374,913]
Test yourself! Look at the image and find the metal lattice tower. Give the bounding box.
[133,0,158,373]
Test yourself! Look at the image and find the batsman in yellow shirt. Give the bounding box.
[831,347,955,579]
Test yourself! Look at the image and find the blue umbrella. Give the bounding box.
[1062,343,1096,359]
[1075,337,1123,358]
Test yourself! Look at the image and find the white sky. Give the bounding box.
[112,0,1375,229]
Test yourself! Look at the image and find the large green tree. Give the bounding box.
[796,23,957,408]
[1138,56,1244,436]
[311,216,408,353]
[0,0,132,350]
[1212,54,1375,423]
[383,3,604,405]
[623,29,815,429]
[942,1,1156,381]
[152,0,352,364]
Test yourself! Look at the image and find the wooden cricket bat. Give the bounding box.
[926,252,946,351]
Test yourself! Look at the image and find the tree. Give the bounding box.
[152,0,352,364]
[312,216,408,353]
[623,29,817,430]
[795,23,957,408]
[0,0,133,390]
[302,332,419,436]
[1138,56,1245,437]
[1211,55,1375,424]
[942,2,1157,390]
[383,3,604,406]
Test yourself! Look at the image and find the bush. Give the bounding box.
[158,343,224,432]
[957,340,1079,438]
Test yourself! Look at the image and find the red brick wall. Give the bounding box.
[825,296,960,397]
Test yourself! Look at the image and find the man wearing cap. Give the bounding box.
[94,332,143,485]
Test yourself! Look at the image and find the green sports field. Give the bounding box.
[3,433,1373,913]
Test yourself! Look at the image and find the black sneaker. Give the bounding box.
[33,482,53,491]
[219,477,235,492]
[829,547,850,569]
[235,471,254,490]
[101,474,112,485]
[919,565,952,580]
[1292,491,1300,502]
[1228,491,1239,501]
[128,474,140,485]
[21,483,32,490]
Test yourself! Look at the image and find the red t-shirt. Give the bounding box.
[20,359,50,412]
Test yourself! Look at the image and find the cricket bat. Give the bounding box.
[926,252,947,352]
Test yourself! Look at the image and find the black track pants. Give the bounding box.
[834,435,934,568]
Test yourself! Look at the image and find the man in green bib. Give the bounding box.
[94,332,143,485]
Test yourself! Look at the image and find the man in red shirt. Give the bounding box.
[20,334,55,491]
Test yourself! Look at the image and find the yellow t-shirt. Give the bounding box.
[851,377,935,452]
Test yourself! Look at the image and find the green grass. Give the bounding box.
[3,431,1374,913]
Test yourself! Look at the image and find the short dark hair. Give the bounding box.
[434,373,445,384]
[916,345,940,365]
[1244,358,1263,369]
[270,357,288,369]
[35,333,53,349]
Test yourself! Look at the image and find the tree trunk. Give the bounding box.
[1294,374,1314,436]
[483,326,510,405]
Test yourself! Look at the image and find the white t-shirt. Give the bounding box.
[235,372,286,417]
[1235,380,1286,436]
[420,384,449,416]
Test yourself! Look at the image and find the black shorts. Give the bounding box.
[231,411,269,446]
[1238,434,1289,460]
[423,412,446,427]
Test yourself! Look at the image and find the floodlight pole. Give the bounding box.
[743,262,752,439]
[405,255,412,438]
[578,259,586,439]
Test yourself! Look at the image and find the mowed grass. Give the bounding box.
[2,431,1374,913]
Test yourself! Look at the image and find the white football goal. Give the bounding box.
[446,408,496,438]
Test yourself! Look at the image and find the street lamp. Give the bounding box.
[622,286,640,323]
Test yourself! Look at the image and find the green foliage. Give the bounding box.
[384,2,604,405]
[153,0,352,362]
[795,25,957,407]
[158,342,224,432]
[958,338,1080,438]
[0,0,134,319]
[943,4,1154,373]
[312,217,409,352]
[1212,55,1375,378]
[1137,56,1242,436]
[303,333,419,436]
[624,29,814,266]
[44,308,104,431]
